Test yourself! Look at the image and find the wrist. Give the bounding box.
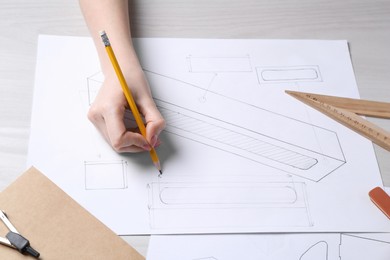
[96,33,138,74]
[103,64,145,85]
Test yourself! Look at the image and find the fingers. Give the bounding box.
[104,108,151,152]
[88,103,151,153]
[146,117,165,147]
[88,101,165,153]
[87,73,166,154]
[138,98,166,147]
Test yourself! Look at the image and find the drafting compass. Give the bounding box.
[0,210,40,258]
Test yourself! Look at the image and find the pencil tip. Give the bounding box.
[153,160,162,175]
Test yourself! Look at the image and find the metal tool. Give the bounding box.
[0,210,40,258]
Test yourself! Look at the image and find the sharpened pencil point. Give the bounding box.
[154,160,162,175]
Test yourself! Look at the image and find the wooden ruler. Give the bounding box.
[286,90,390,151]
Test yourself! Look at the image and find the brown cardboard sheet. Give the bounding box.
[0,167,144,259]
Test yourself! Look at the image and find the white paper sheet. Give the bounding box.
[27,35,390,235]
[147,233,390,260]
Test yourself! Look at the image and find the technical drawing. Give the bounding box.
[156,100,345,181]
[256,65,323,84]
[84,160,128,190]
[30,36,388,237]
[145,70,346,182]
[147,175,311,230]
[159,104,319,171]
[84,69,346,182]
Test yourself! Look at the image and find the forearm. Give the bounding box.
[79,0,142,77]
[79,0,164,153]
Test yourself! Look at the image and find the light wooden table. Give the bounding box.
[1,0,389,256]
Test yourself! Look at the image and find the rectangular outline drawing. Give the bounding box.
[147,180,311,230]
[84,160,128,190]
[159,184,298,205]
[256,65,323,84]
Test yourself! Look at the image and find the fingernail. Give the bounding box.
[150,135,158,147]
[142,143,151,151]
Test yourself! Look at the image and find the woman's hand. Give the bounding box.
[88,70,165,153]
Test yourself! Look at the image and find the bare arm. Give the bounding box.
[79,0,165,153]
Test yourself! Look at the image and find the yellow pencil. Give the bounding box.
[100,30,162,174]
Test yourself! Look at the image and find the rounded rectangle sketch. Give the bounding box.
[84,160,128,190]
[256,65,322,84]
[159,185,298,205]
[148,181,311,230]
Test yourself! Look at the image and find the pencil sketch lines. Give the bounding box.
[154,97,344,182]
[86,70,346,182]
[198,73,218,103]
[299,241,328,260]
[84,160,128,190]
[159,184,298,205]
[339,233,390,259]
[159,105,318,170]
[256,65,323,85]
[86,71,104,105]
[147,180,311,230]
[186,55,253,102]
